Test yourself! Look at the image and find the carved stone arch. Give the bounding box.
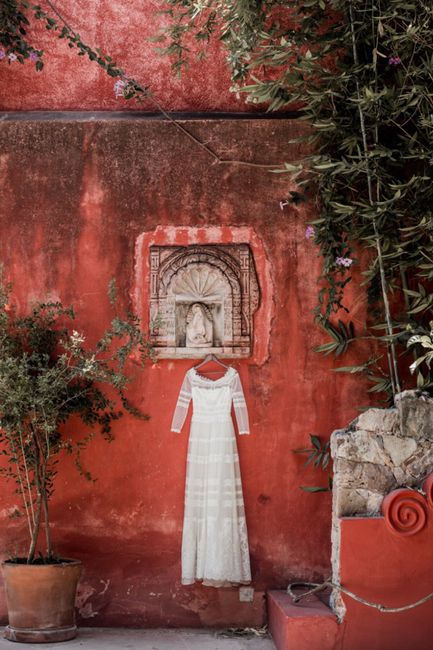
[149,243,260,358]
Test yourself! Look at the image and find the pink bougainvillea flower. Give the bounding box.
[388,55,401,66]
[305,225,315,240]
[113,79,127,98]
[8,53,17,62]
[29,51,39,62]
[0,50,5,60]
[336,256,353,268]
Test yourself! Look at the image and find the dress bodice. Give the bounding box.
[171,367,250,434]
[190,368,234,422]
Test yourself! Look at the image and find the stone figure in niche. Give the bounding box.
[186,303,213,348]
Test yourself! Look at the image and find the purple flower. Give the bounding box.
[336,256,353,268]
[113,79,127,98]
[8,53,17,62]
[29,51,39,62]
[389,55,401,66]
[0,50,5,60]
[305,225,315,240]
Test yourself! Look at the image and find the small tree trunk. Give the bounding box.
[27,434,42,564]
[27,489,42,564]
[41,468,52,559]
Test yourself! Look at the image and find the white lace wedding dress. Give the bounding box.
[171,366,251,587]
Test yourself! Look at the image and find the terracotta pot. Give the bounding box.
[1,559,82,643]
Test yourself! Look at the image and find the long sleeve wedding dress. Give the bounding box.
[171,366,251,587]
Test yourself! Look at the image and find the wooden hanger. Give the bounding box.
[194,353,230,374]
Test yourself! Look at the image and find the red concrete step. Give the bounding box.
[267,590,339,650]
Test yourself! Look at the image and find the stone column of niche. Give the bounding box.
[150,248,160,337]
[239,248,250,336]
[223,295,233,348]
[232,292,242,349]
[329,390,433,620]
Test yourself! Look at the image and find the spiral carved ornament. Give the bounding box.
[381,488,428,537]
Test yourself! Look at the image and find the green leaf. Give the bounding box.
[332,365,367,374]
[300,485,331,493]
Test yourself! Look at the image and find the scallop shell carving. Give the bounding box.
[172,264,229,300]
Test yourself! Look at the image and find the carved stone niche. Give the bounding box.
[149,244,260,358]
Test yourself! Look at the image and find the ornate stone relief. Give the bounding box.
[149,244,260,358]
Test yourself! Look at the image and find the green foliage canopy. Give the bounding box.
[158,0,433,401]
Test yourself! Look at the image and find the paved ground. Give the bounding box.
[0,628,276,649]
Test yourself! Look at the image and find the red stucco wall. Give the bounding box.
[339,516,433,650]
[0,116,369,626]
[268,510,433,650]
[0,1,251,112]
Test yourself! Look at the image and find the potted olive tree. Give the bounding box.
[0,278,150,643]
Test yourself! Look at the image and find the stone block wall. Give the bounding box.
[333,391,433,518]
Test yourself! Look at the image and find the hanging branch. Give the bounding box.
[348,0,401,397]
[154,0,433,399]
[35,1,282,171]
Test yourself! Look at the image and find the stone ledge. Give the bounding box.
[267,591,339,650]
[0,110,300,122]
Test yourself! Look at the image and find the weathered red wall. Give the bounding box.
[0,0,252,112]
[0,116,369,626]
[267,508,433,650]
[339,515,433,650]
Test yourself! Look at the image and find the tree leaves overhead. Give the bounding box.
[158,0,433,400]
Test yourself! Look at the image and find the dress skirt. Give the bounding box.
[181,415,251,586]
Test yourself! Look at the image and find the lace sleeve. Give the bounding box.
[171,372,192,433]
[231,371,250,435]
